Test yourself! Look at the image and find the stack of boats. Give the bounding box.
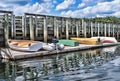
[8,37,117,52]
[8,39,64,52]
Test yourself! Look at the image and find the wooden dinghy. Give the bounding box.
[8,39,43,52]
[71,37,99,45]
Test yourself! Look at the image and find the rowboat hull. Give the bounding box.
[58,39,79,46]
[71,38,99,45]
[8,39,43,52]
[91,37,117,43]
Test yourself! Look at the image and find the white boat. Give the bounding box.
[43,43,55,51]
[42,43,65,51]
[91,37,117,43]
[57,44,65,50]
[8,39,43,52]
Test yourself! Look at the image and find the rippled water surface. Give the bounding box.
[0,45,120,81]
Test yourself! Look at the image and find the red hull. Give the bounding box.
[102,40,115,43]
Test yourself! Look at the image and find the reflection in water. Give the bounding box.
[0,46,120,81]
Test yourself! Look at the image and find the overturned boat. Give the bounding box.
[71,37,99,45]
[91,37,117,43]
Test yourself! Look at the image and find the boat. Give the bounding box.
[57,44,65,50]
[91,37,117,43]
[8,39,44,52]
[71,37,99,45]
[58,39,79,46]
[8,39,64,52]
[42,43,55,51]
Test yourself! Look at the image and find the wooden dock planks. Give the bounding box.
[1,43,120,60]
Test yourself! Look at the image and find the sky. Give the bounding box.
[0,0,120,18]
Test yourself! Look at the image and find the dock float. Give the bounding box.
[0,43,120,60]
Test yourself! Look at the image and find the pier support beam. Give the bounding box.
[104,23,107,37]
[84,21,86,38]
[95,22,97,36]
[100,22,103,36]
[61,17,64,33]
[23,14,27,39]
[53,17,57,37]
[35,16,38,37]
[71,19,74,35]
[44,16,47,42]
[56,19,59,39]
[61,17,64,38]
[76,19,79,37]
[29,16,34,40]
[113,24,115,37]
[66,18,69,39]
[90,21,93,37]
[22,15,25,39]
[97,22,100,36]
[13,15,16,38]
[82,19,86,37]
[4,14,9,46]
[108,23,110,37]
[11,13,14,38]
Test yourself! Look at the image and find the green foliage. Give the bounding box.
[83,16,120,23]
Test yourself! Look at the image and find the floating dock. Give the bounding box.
[0,43,119,60]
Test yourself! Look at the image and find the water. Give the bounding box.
[0,45,120,81]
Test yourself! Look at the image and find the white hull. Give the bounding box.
[91,37,117,43]
[8,40,43,52]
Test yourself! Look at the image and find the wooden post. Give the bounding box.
[56,19,59,39]
[90,21,93,37]
[95,22,97,35]
[61,17,64,33]
[21,15,24,39]
[108,23,110,37]
[4,14,9,46]
[116,25,119,40]
[23,14,27,39]
[101,22,103,35]
[11,13,14,38]
[104,23,106,37]
[111,23,113,37]
[44,16,47,42]
[118,25,120,40]
[113,24,115,37]
[13,15,16,38]
[84,21,86,37]
[53,17,56,37]
[76,19,79,37]
[88,20,91,34]
[71,19,74,35]
[66,18,69,39]
[61,17,64,39]
[81,19,84,37]
[29,16,34,40]
[97,22,100,36]
[35,16,38,37]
